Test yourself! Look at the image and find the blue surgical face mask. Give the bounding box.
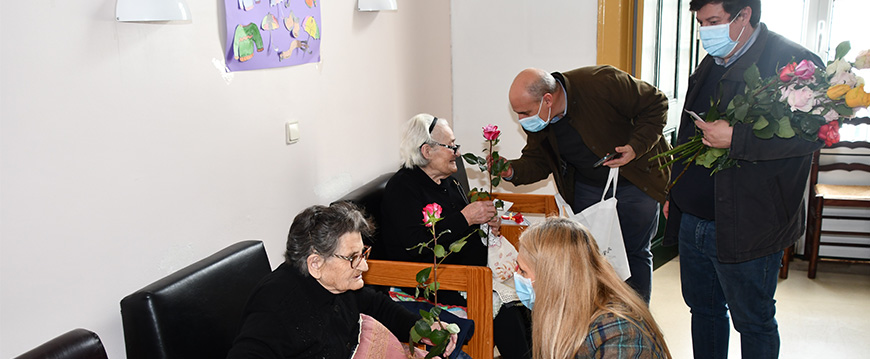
[518,97,552,133]
[698,14,746,58]
[513,272,536,310]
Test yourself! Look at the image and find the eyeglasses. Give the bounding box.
[431,142,460,155]
[332,245,372,269]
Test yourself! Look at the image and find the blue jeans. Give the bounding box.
[574,180,658,303]
[678,213,782,359]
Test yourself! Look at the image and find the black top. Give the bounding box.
[226,263,418,359]
[380,166,487,266]
[670,63,729,220]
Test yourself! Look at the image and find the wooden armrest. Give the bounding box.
[491,193,559,247]
[491,193,559,216]
[363,260,494,359]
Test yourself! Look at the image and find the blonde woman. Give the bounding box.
[515,218,670,359]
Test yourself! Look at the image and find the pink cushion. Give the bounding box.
[353,314,427,359]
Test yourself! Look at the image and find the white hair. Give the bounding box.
[399,113,442,169]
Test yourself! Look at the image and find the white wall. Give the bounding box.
[0,1,452,357]
[450,1,598,194]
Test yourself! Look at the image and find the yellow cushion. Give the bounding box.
[815,184,870,200]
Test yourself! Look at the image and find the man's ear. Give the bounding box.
[307,253,324,279]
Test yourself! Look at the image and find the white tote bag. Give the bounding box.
[572,167,631,280]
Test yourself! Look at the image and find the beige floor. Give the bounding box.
[650,257,870,358]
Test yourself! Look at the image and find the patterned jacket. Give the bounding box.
[575,312,669,359]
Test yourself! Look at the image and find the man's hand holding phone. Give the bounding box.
[594,145,635,168]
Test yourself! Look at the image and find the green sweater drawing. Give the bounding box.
[234,23,264,62]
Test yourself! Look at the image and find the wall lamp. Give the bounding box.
[358,0,397,12]
[116,0,192,22]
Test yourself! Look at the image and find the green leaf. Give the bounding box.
[433,245,446,258]
[476,156,486,165]
[428,282,440,292]
[695,148,726,168]
[492,176,501,187]
[449,239,467,253]
[428,329,449,346]
[753,115,777,139]
[734,103,749,122]
[835,41,851,60]
[478,164,487,172]
[752,115,770,130]
[461,153,478,165]
[419,309,433,321]
[416,267,432,284]
[414,320,432,337]
[743,64,761,89]
[834,103,853,116]
[494,199,504,209]
[410,327,423,343]
[430,306,443,317]
[706,105,720,122]
[775,116,795,138]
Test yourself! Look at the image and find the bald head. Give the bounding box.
[509,68,558,119]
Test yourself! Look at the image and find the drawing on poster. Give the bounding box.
[225,0,321,71]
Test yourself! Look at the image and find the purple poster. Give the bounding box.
[224,0,322,72]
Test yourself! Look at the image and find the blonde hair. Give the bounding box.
[518,218,670,359]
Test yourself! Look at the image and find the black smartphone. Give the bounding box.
[593,153,621,168]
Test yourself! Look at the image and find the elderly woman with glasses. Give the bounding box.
[381,113,499,268]
[227,202,456,359]
[380,114,533,359]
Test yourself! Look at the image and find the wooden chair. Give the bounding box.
[363,260,494,359]
[492,193,559,247]
[801,117,870,279]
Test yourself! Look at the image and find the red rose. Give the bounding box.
[483,125,500,141]
[817,121,840,147]
[779,62,797,82]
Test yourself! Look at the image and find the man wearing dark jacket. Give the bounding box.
[502,65,671,303]
[664,1,824,358]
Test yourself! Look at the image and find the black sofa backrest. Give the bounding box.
[120,240,271,359]
[14,328,107,359]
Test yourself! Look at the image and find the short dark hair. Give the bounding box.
[284,202,374,275]
[689,0,761,27]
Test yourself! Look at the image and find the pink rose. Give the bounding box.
[794,59,816,80]
[782,85,816,112]
[779,62,797,82]
[482,124,500,141]
[422,203,442,227]
[817,121,840,146]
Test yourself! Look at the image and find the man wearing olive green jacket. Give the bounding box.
[501,66,671,303]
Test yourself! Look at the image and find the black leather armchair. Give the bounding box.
[120,240,271,359]
[14,328,107,359]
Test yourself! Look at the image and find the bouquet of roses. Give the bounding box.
[654,41,870,187]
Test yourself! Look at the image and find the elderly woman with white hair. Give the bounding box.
[380,113,533,359]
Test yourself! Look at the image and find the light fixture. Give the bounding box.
[358,0,397,12]
[116,0,192,22]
